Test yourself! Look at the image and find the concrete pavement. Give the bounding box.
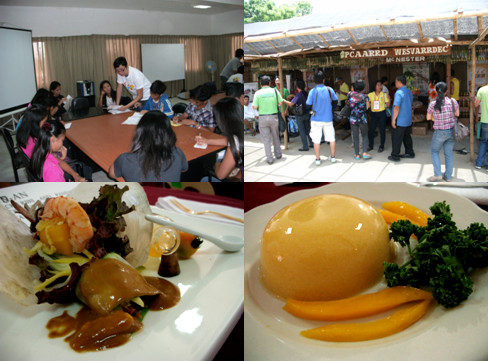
[244,127,488,182]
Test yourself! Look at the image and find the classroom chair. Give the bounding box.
[1,128,24,182]
[120,96,131,106]
[17,146,41,181]
[173,102,187,115]
[71,97,89,111]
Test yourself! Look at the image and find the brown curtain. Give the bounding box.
[32,33,243,99]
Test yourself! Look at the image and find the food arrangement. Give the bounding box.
[259,194,488,343]
[0,184,205,353]
[260,194,392,301]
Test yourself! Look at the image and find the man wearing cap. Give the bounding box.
[336,77,350,109]
[253,75,283,164]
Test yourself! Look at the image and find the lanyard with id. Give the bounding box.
[373,94,380,111]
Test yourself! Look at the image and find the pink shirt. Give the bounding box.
[22,137,36,158]
[427,97,459,130]
[43,153,65,182]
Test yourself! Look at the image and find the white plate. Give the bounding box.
[0,197,243,361]
[244,183,488,361]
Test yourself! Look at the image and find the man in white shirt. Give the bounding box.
[113,57,151,111]
[227,65,244,84]
[220,49,243,91]
[243,94,257,135]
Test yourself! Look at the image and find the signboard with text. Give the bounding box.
[340,45,451,63]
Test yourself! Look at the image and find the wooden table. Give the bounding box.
[65,112,226,178]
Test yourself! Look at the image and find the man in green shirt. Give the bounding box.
[275,77,289,141]
[474,84,488,170]
[275,77,289,113]
[253,75,283,164]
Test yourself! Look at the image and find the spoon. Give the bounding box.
[145,213,244,252]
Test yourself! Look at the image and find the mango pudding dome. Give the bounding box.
[260,194,392,301]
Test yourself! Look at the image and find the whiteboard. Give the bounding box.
[141,44,185,82]
[0,27,37,114]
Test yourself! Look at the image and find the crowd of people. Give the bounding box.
[14,50,245,182]
[246,69,487,181]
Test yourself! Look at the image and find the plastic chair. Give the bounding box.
[1,128,24,182]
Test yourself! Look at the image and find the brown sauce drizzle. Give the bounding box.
[144,276,181,310]
[46,276,180,352]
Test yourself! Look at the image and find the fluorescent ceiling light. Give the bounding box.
[194,5,212,9]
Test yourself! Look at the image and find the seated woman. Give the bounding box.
[30,120,70,182]
[109,111,188,181]
[172,84,216,132]
[139,80,174,119]
[98,80,117,108]
[17,104,87,181]
[196,97,244,181]
[16,89,54,131]
[49,81,67,119]
[16,105,48,158]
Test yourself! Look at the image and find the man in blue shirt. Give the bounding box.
[306,71,338,166]
[388,75,414,162]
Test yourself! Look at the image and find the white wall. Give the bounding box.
[211,9,243,36]
[0,6,243,37]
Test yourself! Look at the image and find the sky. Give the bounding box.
[267,0,476,14]
[271,0,373,12]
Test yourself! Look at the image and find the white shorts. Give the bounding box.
[310,121,335,144]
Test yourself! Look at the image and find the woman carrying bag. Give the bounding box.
[426,82,459,182]
[283,80,313,151]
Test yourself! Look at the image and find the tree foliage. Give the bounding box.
[244,0,313,24]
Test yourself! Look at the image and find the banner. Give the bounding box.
[341,45,451,63]
[468,61,488,93]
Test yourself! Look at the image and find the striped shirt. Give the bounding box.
[427,97,459,130]
[185,102,216,129]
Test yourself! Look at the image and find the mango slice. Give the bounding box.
[300,297,432,342]
[381,201,430,227]
[283,286,432,321]
[378,209,410,225]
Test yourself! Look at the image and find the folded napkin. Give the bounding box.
[419,184,488,206]
[155,196,243,226]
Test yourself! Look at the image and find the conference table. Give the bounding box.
[64,112,226,181]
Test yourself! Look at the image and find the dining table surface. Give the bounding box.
[64,112,227,177]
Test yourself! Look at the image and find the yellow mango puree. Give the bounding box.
[260,194,392,301]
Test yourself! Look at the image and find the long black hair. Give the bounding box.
[16,105,48,149]
[130,111,177,177]
[99,80,117,106]
[49,81,61,94]
[434,82,448,112]
[30,120,66,180]
[213,97,243,165]
[189,84,212,102]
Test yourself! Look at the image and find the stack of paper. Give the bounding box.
[108,105,131,114]
[193,142,208,149]
[122,112,143,125]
